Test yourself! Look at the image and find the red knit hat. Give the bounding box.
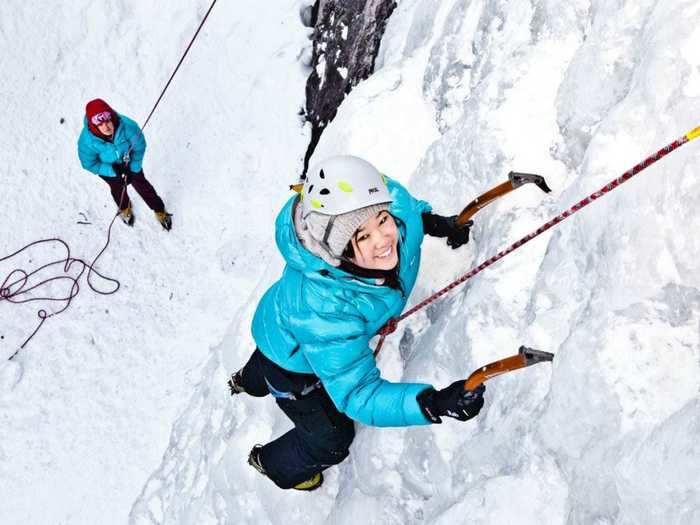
[85,98,117,137]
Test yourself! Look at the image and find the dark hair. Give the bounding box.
[339,218,405,295]
[338,258,404,295]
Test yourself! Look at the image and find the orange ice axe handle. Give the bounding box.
[456,171,552,226]
[464,345,554,391]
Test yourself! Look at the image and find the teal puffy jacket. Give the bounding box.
[77,114,146,177]
[252,178,434,427]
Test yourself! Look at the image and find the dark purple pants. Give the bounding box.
[99,170,165,212]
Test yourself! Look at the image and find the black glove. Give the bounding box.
[113,163,135,184]
[416,381,485,423]
[421,212,473,249]
[112,162,128,177]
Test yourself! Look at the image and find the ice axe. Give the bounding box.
[289,171,551,214]
[456,171,552,226]
[464,345,554,390]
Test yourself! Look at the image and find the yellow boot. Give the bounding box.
[119,205,134,226]
[292,472,323,491]
[155,210,172,231]
[248,445,324,491]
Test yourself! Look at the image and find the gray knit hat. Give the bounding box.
[301,203,391,263]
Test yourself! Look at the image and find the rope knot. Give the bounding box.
[379,317,399,337]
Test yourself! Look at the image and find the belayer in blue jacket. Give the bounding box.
[229,156,485,491]
[77,98,172,230]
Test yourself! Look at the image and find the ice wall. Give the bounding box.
[131,1,700,523]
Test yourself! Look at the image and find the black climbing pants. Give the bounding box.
[239,348,356,489]
[99,170,165,212]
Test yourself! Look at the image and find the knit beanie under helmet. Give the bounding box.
[304,203,391,260]
[85,98,116,137]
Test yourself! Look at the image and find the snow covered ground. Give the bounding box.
[2,0,699,524]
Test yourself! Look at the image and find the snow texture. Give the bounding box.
[1,0,699,524]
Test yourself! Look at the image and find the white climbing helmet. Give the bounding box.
[301,155,393,219]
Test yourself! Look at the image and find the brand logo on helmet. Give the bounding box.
[368,187,379,194]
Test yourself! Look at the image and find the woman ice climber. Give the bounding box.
[77,98,172,230]
[229,155,485,491]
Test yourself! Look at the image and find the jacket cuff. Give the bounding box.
[416,387,442,424]
[403,384,437,425]
[421,212,451,238]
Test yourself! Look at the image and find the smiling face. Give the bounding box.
[97,120,115,137]
[349,210,399,270]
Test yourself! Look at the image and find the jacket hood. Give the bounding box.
[275,195,396,294]
[85,98,120,139]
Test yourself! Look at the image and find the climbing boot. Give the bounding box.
[227,370,245,395]
[248,445,267,476]
[119,205,134,226]
[155,210,172,231]
[292,472,323,491]
[247,445,324,491]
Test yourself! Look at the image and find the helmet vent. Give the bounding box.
[301,156,392,219]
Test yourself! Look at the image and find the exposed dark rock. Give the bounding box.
[302,0,397,176]
[299,1,319,27]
